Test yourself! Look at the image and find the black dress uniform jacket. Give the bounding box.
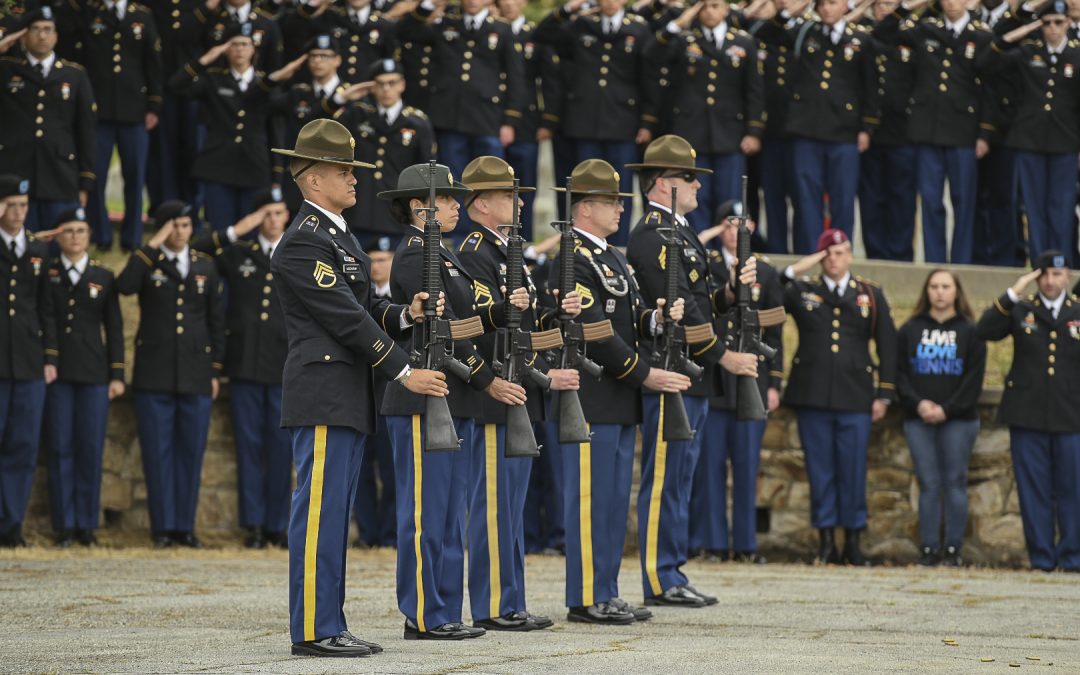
[271,202,411,433]
[505,20,560,143]
[188,5,284,71]
[546,232,654,425]
[45,258,124,384]
[781,273,898,411]
[398,7,526,137]
[866,28,916,146]
[281,4,397,80]
[976,292,1080,433]
[457,227,550,424]
[381,229,497,418]
[709,251,783,408]
[0,56,96,200]
[193,232,286,385]
[0,234,55,380]
[748,18,792,138]
[650,22,766,154]
[978,36,1080,154]
[334,100,436,235]
[168,62,278,188]
[626,206,728,398]
[61,0,163,123]
[534,7,660,141]
[877,10,995,146]
[754,17,878,143]
[116,244,225,396]
[149,0,205,78]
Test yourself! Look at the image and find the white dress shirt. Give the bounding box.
[162,245,191,279]
[0,228,27,258]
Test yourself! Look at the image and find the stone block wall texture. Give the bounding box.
[24,389,1028,566]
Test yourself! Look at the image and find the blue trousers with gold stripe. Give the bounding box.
[637,394,709,598]
[796,407,870,529]
[388,415,474,630]
[468,423,533,621]
[561,423,636,608]
[288,425,366,644]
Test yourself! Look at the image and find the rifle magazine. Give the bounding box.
[758,307,788,328]
[448,315,485,340]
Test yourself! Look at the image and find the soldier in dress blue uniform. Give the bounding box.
[858,0,917,261]
[649,0,766,233]
[280,0,399,80]
[377,163,529,640]
[332,59,437,239]
[534,0,661,245]
[780,228,897,565]
[625,137,759,607]
[749,0,877,254]
[169,23,307,231]
[0,175,56,548]
[398,0,527,175]
[979,3,1080,266]
[0,8,96,231]
[547,159,692,624]
[192,188,290,549]
[352,234,399,549]
[690,200,783,563]
[39,208,125,548]
[456,156,581,631]
[188,0,284,71]
[116,200,225,548]
[875,0,994,264]
[270,120,447,657]
[976,251,1080,572]
[0,0,40,48]
[61,0,162,252]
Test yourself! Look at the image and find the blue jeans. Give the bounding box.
[903,418,978,550]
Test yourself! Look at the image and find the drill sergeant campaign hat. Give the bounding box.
[375,162,472,201]
[272,118,376,181]
[552,159,635,198]
[625,134,714,175]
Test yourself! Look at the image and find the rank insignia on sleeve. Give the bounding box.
[575,283,594,309]
[313,260,337,288]
[473,280,494,307]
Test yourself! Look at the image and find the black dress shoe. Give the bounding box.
[567,602,636,625]
[339,630,383,653]
[525,612,554,630]
[291,634,371,657]
[940,546,963,567]
[842,529,873,566]
[152,533,172,548]
[816,528,841,564]
[172,532,202,548]
[55,530,74,548]
[702,549,730,563]
[404,620,485,640]
[76,530,98,547]
[609,597,652,621]
[732,551,767,564]
[683,584,719,606]
[265,531,288,548]
[644,585,707,608]
[917,546,940,567]
[245,528,266,549]
[474,611,533,631]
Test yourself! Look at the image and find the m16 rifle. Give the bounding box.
[552,177,613,443]
[723,176,786,421]
[493,178,563,458]
[411,160,484,451]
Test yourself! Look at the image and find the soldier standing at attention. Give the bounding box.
[976,252,1080,572]
[0,8,96,231]
[40,208,125,548]
[0,175,56,548]
[625,136,759,607]
[780,229,897,566]
[270,119,447,657]
[192,188,291,549]
[116,200,225,549]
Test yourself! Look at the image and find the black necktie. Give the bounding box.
[833,284,842,301]
[381,111,390,125]
[67,266,79,285]
[352,11,362,26]
[1051,52,1059,65]
[34,63,45,77]
[113,4,122,20]
[9,239,17,257]
[265,245,274,258]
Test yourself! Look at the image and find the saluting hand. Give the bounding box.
[673,1,704,30]
[404,368,449,396]
[409,291,445,322]
[1011,268,1042,298]
[148,219,174,249]
[32,227,64,242]
[0,29,27,55]
[269,54,309,84]
[1003,19,1044,44]
[789,248,828,277]
[548,368,580,391]
[486,377,528,405]
[198,42,231,67]
[644,367,692,393]
[233,204,271,238]
[337,81,376,103]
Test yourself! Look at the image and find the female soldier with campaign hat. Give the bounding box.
[40,208,125,547]
[116,200,225,549]
[378,163,529,640]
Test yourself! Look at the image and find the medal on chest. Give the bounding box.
[1068,319,1080,340]
[488,32,499,50]
[88,282,101,299]
[1022,311,1037,334]
[856,293,871,318]
[195,274,207,294]
[964,41,975,59]
[802,291,823,311]
[239,258,256,277]
[751,282,761,303]
[30,257,42,276]
[1066,63,1075,78]
[400,127,415,146]
[131,22,144,40]
[61,82,71,100]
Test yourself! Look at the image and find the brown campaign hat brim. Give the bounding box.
[552,186,635,198]
[466,181,537,193]
[270,147,376,170]
[623,161,713,175]
[376,182,473,201]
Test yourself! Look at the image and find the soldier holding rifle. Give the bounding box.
[625,136,759,608]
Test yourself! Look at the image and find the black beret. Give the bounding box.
[366,58,404,80]
[0,175,29,200]
[52,207,88,229]
[712,199,743,224]
[303,33,339,54]
[153,200,193,229]
[251,186,284,212]
[21,4,56,28]
[222,21,256,42]
[1035,249,1069,271]
[1037,0,1068,17]
[364,235,397,254]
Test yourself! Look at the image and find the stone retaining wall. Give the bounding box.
[23,389,1027,566]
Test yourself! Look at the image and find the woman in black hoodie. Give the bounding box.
[897,269,986,567]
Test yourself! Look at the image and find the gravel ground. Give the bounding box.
[1,547,1077,674]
